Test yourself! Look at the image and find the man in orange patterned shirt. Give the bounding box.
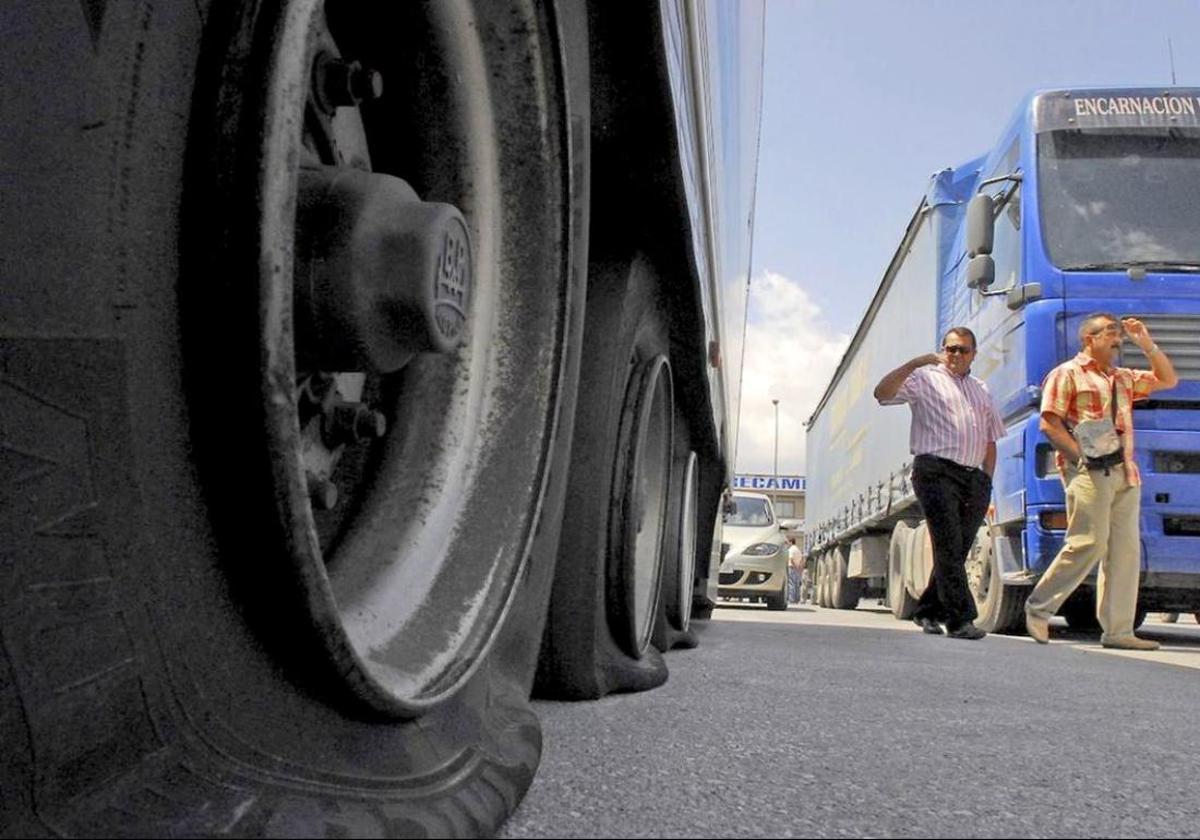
[1025,313,1178,650]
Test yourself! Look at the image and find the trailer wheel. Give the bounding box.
[1,1,589,835]
[826,552,836,607]
[652,447,702,649]
[966,527,1026,634]
[814,555,824,607]
[534,254,675,699]
[830,547,864,610]
[816,554,829,607]
[824,552,836,607]
[888,523,919,619]
[908,523,935,599]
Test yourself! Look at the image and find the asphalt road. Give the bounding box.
[498,604,1200,838]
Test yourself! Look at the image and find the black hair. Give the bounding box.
[943,326,977,350]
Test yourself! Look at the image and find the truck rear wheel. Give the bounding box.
[830,547,864,610]
[966,527,1026,634]
[652,446,702,649]
[534,254,675,700]
[908,522,935,600]
[816,553,830,607]
[1,1,589,834]
[888,522,919,619]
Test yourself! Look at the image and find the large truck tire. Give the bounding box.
[967,527,1027,634]
[888,522,919,619]
[815,554,829,607]
[824,552,835,607]
[1,1,590,835]
[651,444,702,650]
[822,551,835,607]
[534,254,675,700]
[830,546,864,610]
[908,522,935,600]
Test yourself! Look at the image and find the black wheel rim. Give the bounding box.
[609,355,673,657]
[203,0,575,717]
[669,451,699,631]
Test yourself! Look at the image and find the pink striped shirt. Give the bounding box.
[883,364,1005,469]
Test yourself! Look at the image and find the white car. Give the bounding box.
[717,492,788,610]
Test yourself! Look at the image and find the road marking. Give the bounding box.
[713,601,1200,670]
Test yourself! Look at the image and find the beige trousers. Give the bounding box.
[1026,462,1142,641]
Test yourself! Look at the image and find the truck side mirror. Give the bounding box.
[966,193,994,257]
[966,254,995,290]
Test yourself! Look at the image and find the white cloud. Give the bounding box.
[733,270,850,475]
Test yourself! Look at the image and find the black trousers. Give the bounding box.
[910,454,993,629]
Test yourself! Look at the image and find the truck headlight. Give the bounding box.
[741,543,780,556]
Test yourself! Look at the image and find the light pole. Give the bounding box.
[772,399,780,512]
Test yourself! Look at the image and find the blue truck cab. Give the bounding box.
[937,87,1200,627]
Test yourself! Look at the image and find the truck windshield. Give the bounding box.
[1037,127,1200,270]
[723,496,773,526]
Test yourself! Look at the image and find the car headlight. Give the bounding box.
[741,543,780,557]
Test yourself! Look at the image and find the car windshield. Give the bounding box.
[722,496,773,526]
[1037,127,1200,269]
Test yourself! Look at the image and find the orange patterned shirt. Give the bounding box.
[1040,352,1158,485]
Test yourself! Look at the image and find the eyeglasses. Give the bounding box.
[943,345,974,355]
[1088,324,1122,336]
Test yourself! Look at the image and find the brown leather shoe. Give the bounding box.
[1101,635,1161,651]
[1025,609,1050,644]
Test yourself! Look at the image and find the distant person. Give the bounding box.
[1025,314,1178,650]
[874,326,1004,640]
[786,537,803,604]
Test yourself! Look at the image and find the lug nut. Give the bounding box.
[349,65,384,102]
[298,372,337,414]
[313,53,384,112]
[323,400,387,447]
[308,474,339,510]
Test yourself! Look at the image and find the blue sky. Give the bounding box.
[736,0,1200,477]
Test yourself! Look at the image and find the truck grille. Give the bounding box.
[1119,315,1200,380]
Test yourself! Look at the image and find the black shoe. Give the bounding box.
[946,623,986,640]
[914,616,943,635]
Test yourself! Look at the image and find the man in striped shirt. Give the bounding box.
[874,326,1005,639]
[1025,313,1178,650]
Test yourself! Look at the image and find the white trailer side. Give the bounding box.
[805,201,936,556]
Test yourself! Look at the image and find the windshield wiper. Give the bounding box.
[1064,261,1200,273]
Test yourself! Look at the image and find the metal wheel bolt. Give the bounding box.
[313,54,384,112]
[308,474,339,510]
[355,408,387,440]
[324,401,387,447]
[349,64,384,102]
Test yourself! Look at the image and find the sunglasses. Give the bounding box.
[943,345,974,355]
